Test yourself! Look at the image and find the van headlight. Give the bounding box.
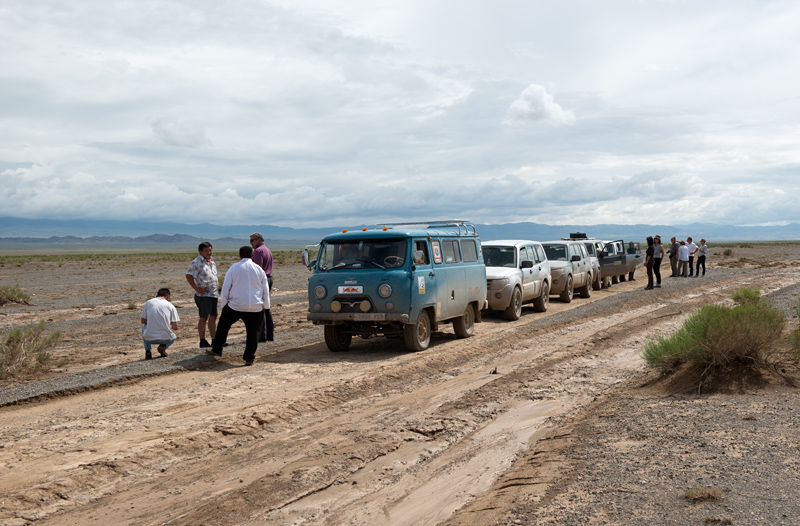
[314,286,327,299]
[378,284,392,298]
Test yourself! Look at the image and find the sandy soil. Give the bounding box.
[1,245,799,526]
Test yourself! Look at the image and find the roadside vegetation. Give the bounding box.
[642,288,786,390]
[1,321,64,380]
[0,284,31,306]
[0,249,304,268]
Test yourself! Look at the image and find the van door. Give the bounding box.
[439,238,466,320]
[410,239,437,322]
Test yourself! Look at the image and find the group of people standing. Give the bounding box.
[140,233,275,366]
[643,236,708,290]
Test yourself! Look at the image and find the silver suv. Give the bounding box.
[483,240,551,320]
[541,240,594,302]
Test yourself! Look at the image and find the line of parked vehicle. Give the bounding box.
[302,222,643,353]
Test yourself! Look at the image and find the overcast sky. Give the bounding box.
[2,0,799,228]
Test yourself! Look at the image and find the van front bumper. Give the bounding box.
[308,313,410,323]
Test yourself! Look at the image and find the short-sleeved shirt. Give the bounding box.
[141,297,180,341]
[187,255,219,298]
[654,243,663,259]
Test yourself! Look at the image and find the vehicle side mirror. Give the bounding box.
[520,260,534,268]
[301,249,316,270]
[571,255,581,262]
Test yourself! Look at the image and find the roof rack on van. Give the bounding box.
[377,220,477,237]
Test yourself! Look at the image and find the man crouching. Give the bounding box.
[141,288,180,360]
[208,245,270,366]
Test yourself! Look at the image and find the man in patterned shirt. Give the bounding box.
[186,241,219,348]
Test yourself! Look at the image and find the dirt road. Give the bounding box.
[1,247,799,526]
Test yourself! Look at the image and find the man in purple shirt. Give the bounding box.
[250,232,274,342]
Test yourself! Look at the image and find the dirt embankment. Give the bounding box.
[1,245,799,526]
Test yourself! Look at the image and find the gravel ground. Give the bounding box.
[492,282,800,526]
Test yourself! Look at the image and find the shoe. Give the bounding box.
[244,360,254,366]
[644,286,654,290]
[655,283,661,288]
[205,349,222,357]
[258,337,268,343]
[199,339,211,348]
[157,344,167,357]
[145,351,153,360]
[629,278,636,281]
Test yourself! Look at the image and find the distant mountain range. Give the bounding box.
[1,217,798,250]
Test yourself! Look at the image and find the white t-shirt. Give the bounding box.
[141,297,179,341]
[678,245,689,262]
[686,242,698,256]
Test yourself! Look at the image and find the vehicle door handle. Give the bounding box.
[429,272,435,277]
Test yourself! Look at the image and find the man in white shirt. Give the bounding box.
[686,237,698,277]
[677,241,690,277]
[141,288,180,360]
[209,245,270,365]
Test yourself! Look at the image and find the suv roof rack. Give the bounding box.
[377,220,477,236]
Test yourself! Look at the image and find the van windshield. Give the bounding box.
[542,244,568,262]
[483,246,516,268]
[318,239,408,270]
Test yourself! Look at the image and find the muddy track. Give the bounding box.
[1,262,798,526]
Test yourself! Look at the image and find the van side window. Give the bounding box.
[461,240,478,262]
[413,240,430,264]
[442,240,461,264]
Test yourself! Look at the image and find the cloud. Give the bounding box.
[506,84,575,126]
[151,119,211,148]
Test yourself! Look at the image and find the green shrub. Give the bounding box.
[1,321,64,379]
[731,287,762,306]
[643,291,785,373]
[723,249,733,256]
[0,284,30,306]
[739,243,753,248]
[738,257,748,262]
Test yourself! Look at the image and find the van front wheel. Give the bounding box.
[454,303,475,337]
[324,325,352,352]
[404,310,431,352]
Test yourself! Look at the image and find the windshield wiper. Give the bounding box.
[357,258,385,269]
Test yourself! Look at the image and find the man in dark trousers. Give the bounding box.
[250,232,274,342]
[208,245,270,366]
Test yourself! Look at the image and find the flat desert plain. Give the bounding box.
[1,244,799,526]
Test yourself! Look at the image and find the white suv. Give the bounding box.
[541,240,594,302]
[483,240,551,320]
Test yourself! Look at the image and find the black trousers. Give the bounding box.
[259,276,274,341]
[653,258,662,284]
[688,256,695,275]
[213,305,262,362]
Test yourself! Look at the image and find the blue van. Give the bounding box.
[302,220,488,352]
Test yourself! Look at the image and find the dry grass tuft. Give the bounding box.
[1,321,64,379]
[685,486,724,501]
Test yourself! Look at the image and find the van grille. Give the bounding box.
[332,295,375,313]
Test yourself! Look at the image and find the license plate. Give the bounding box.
[338,286,363,294]
[353,313,385,321]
